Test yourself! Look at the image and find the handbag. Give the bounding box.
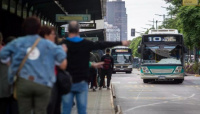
[56,68,72,95]
[13,38,41,100]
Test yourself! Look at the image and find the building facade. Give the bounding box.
[106,0,127,41]
[104,22,120,41]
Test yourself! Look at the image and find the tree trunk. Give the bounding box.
[189,49,191,63]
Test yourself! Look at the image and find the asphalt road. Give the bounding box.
[112,69,200,114]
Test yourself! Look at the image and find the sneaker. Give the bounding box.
[99,87,102,90]
[107,87,110,90]
[93,88,96,92]
[103,86,107,88]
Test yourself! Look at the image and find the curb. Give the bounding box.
[111,84,123,114]
[111,84,116,98]
[195,74,200,77]
[185,73,195,76]
[110,89,115,114]
[115,105,123,114]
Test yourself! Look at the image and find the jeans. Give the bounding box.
[62,81,88,114]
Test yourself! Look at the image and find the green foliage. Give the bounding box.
[193,62,200,74]
[162,0,200,49]
[177,6,200,48]
[129,37,142,58]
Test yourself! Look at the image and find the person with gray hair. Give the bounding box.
[61,21,130,114]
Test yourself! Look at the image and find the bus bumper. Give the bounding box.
[141,73,184,79]
[113,68,132,72]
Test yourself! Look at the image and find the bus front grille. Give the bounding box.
[116,66,128,68]
[150,69,174,73]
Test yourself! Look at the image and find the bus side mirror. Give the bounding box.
[138,46,141,53]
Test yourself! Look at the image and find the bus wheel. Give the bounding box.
[126,71,132,74]
[143,79,149,83]
[175,79,184,84]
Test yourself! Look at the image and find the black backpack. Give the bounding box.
[103,56,112,70]
[56,69,72,95]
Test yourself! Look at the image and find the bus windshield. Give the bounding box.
[142,45,183,64]
[113,53,132,64]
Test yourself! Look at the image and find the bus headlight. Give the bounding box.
[128,65,132,68]
[141,67,150,73]
[114,66,116,68]
[174,66,182,73]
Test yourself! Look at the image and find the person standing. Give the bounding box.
[99,49,114,90]
[61,21,129,114]
[0,16,67,114]
[0,35,19,114]
[39,26,67,114]
[0,33,12,114]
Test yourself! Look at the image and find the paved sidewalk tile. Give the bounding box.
[71,89,115,114]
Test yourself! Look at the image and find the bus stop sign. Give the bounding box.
[56,14,91,22]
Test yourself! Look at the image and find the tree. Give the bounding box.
[129,36,142,58]
[178,6,200,48]
[161,0,200,61]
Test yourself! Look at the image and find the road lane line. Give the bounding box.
[128,82,138,84]
[172,94,182,97]
[124,94,196,113]
[112,82,120,84]
[135,88,144,101]
[188,94,195,98]
[124,101,169,113]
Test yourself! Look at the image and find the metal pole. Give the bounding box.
[163,14,165,27]
[156,20,158,29]
[163,14,165,22]
[153,18,155,29]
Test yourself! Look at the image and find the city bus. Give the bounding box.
[111,46,133,73]
[138,29,187,83]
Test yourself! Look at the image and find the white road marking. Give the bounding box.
[112,82,120,84]
[124,101,169,113]
[188,94,195,98]
[124,94,196,113]
[172,94,182,97]
[128,82,138,84]
[135,88,144,101]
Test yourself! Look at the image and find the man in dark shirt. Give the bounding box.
[99,49,114,90]
[61,21,129,114]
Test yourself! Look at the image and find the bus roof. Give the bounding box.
[113,46,129,49]
[148,29,179,34]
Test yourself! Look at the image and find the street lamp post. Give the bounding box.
[161,6,172,19]
[155,14,165,23]
[148,19,155,29]
[155,20,162,29]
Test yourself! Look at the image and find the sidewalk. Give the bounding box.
[71,88,115,114]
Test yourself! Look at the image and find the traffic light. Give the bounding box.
[131,29,135,36]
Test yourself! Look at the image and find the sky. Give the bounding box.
[123,0,170,40]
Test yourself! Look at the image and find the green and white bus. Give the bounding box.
[138,29,187,83]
